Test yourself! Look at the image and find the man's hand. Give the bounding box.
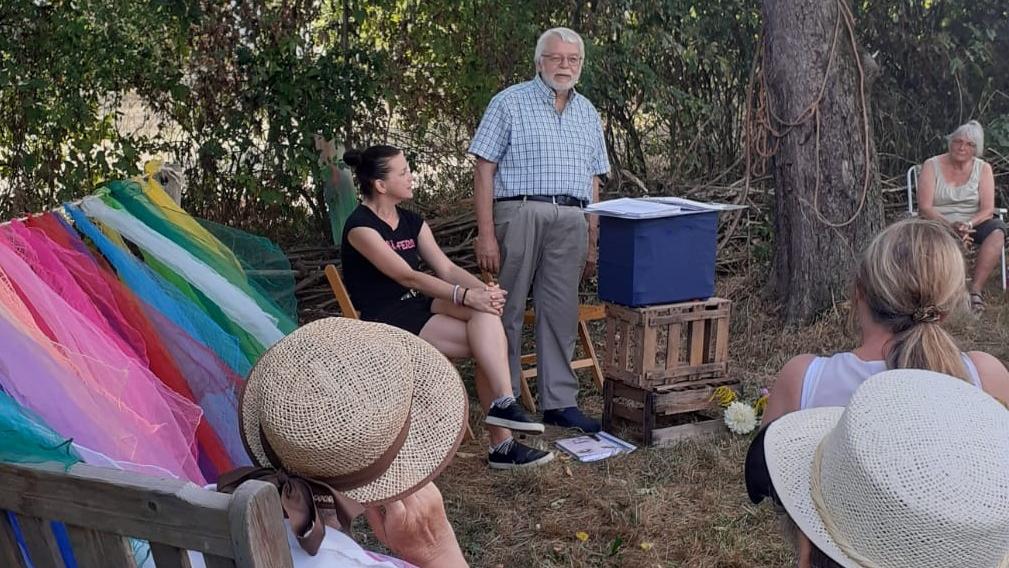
[475,234,500,275]
[363,482,468,568]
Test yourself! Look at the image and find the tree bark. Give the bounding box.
[762,0,883,324]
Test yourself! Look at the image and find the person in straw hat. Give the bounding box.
[340,144,555,470]
[746,369,1009,568]
[760,218,1009,565]
[208,318,470,567]
[763,218,1009,425]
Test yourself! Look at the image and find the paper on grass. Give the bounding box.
[555,431,637,463]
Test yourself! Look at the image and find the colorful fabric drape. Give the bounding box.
[66,205,252,378]
[79,195,285,349]
[0,241,204,482]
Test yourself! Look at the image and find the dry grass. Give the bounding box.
[419,271,1009,568]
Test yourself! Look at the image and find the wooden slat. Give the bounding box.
[13,514,62,568]
[578,304,606,320]
[618,319,632,371]
[689,319,706,366]
[150,542,193,568]
[651,420,725,447]
[577,320,605,391]
[0,513,29,568]
[604,314,618,373]
[66,524,136,568]
[323,265,359,318]
[641,324,658,374]
[665,322,682,369]
[0,462,234,557]
[204,555,237,568]
[519,371,537,413]
[715,312,730,363]
[227,479,293,568]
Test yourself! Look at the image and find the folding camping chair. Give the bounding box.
[906,165,1007,290]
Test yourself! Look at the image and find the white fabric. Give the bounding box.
[184,520,411,568]
[80,197,284,347]
[765,370,1009,568]
[799,352,981,409]
[73,443,180,479]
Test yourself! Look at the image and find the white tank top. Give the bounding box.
[928,155,983,224]
[799,352,982,410]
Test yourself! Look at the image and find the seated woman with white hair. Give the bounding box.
[916,120,1006,311]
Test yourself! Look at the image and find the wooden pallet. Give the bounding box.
[602,377,736,446]
[604,298,730,389]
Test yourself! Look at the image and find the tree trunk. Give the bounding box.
[762,0,883,324]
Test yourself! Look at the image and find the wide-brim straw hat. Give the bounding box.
[240,317,468,505]
[763,369,1009,568]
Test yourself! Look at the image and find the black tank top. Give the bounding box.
[341,204,425,319]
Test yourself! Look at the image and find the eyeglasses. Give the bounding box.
[542,54,583,66]
[952,139,976,149]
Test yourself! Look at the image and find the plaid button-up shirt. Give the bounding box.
[468,74,610,203]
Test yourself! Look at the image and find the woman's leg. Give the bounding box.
[419,305,512,445]
[971,229,1005,294]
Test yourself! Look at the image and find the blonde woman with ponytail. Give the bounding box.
[760,218,1009,567]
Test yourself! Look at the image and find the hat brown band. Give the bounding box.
[217,465,365,556]
[257,412,412,493]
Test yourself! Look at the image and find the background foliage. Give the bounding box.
[2,0,1008,243]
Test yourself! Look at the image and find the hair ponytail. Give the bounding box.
[886,322,968,381]
[857,219,971,382]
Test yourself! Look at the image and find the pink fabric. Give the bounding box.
[0,239,204,482]
[4,221,149,365]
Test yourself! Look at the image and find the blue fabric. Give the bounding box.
[468,74,610,201]
[65,205,252,378]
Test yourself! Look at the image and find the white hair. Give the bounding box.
[534,27,584,67]
[947,120,985,156]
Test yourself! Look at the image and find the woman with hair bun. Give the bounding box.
[760,217,1009,566]
[339,144,554,470]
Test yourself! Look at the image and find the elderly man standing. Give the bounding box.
[468,27,609,433]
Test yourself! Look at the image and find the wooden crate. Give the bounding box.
[602,377,737,446]
[604,298,730,389]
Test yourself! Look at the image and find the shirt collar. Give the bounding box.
[533,73,578,105]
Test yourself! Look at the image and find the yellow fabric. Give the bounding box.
[137,172,245,276]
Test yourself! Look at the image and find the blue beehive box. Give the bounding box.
[597,209,718,306]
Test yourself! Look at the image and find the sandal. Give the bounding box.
[970,292,985,313]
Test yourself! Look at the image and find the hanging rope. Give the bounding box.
[743,0,873,229]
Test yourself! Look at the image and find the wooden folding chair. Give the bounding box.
[324,264,476,441]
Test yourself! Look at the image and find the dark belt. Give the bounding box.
[495,195,588,208]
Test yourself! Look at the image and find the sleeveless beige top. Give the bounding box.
[929,155,982,223]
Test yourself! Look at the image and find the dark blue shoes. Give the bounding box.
[542,406,601,433]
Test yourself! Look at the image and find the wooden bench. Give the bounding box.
[0,461,292,568]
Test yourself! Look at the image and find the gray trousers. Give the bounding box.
[494,200,588,411]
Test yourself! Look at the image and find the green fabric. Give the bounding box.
[325,159,357,247]
[142,253,265,365]
[197,218,298,323]
[105,182,296,334]
[0,389,79,467]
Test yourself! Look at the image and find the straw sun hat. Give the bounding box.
[758,369,1009,568]
[239,317,468,505]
